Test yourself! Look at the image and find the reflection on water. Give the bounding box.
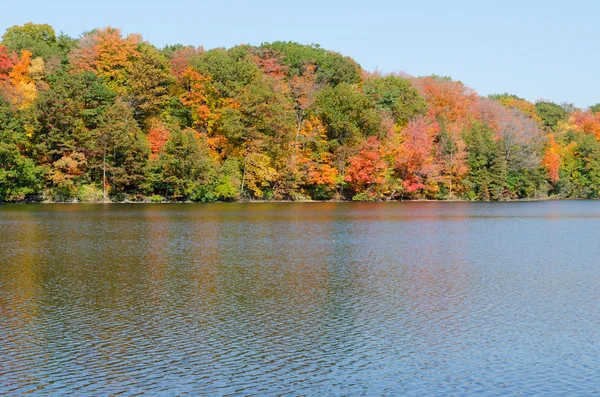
[1,202,600,395]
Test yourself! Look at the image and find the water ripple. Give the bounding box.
[1,202,600,395]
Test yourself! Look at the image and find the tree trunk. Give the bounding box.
[291,113,302,166]
[448,135,454,198]
[103,145,107,202]
[241,155,247,197]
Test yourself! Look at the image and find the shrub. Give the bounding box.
[352,191,377,201]
[77,185,104,202]
[149,194,164,203]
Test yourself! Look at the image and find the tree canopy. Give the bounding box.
[0,23,597,202]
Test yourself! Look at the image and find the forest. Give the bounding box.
[1,23,600,203]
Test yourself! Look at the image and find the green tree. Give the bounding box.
[0,142,44,202]
[191,158,241,202]
[214,66,295,197]
[556,131,600,198]
[1,22,72,66]
[535,101,567,131]
[193,46,260,98]
[463,122,507,200]
[259,41,362,86]
[2,22,56,55]
[158,128,213,199]
[125,43,173,125]
[363,73,427,126]
[98,100,150,197]
[316,83,381,144]
[589,103,600,114]
[30,69,115,166]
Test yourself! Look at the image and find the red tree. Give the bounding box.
[345,137,387,192]
[396,116,440,194]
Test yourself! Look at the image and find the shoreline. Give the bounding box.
[0,197,579,204]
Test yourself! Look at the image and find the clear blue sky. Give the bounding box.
[2,0,598,107]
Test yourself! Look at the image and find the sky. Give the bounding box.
[1,0,599,107]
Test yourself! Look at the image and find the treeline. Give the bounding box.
[1,23,600,202]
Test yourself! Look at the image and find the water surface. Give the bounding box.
[1,202,599,395]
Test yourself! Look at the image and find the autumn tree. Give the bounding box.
[414,76,479,128]
[0,46,14,80]
[3,50,37,109]
[295,117,338,199]
[394,116,440,197]
[69,27,140,95]
[563,110,600,140]
[179,67,221,133]
[289,63,320,165]
[555,132,600,198]
[489,93,542,123]
[411,77,479,196]
[543,134,560,185]
[162,44,203,79]
[47,152,87,200]
[147,120,171,160]
[344,136,387,198]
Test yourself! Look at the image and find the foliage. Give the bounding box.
[0,141,44,202]
[363,73,427,126]
[259,41,361,86]
[157,128,214,199]
[316,82,381,144]
[125,43,173,124]
[535,101,568,131]
[48,151,87,200]
[77,184,103,202]
[1,22,65,60]
[2,23,600,202]
[345,137,387,194]
[589,103,600,114]
[395,116,440,196]
[463,122,507,200]
[554,132,600,198]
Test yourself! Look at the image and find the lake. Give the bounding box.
[1,202,599,395]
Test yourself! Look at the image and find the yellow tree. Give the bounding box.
[6,50,37,109]
[542,134,561,184]
[289,64,320,166]
[296,116,338,198]
[180,67,220,131]
[70,27,140,94]
[498,96,542,124]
